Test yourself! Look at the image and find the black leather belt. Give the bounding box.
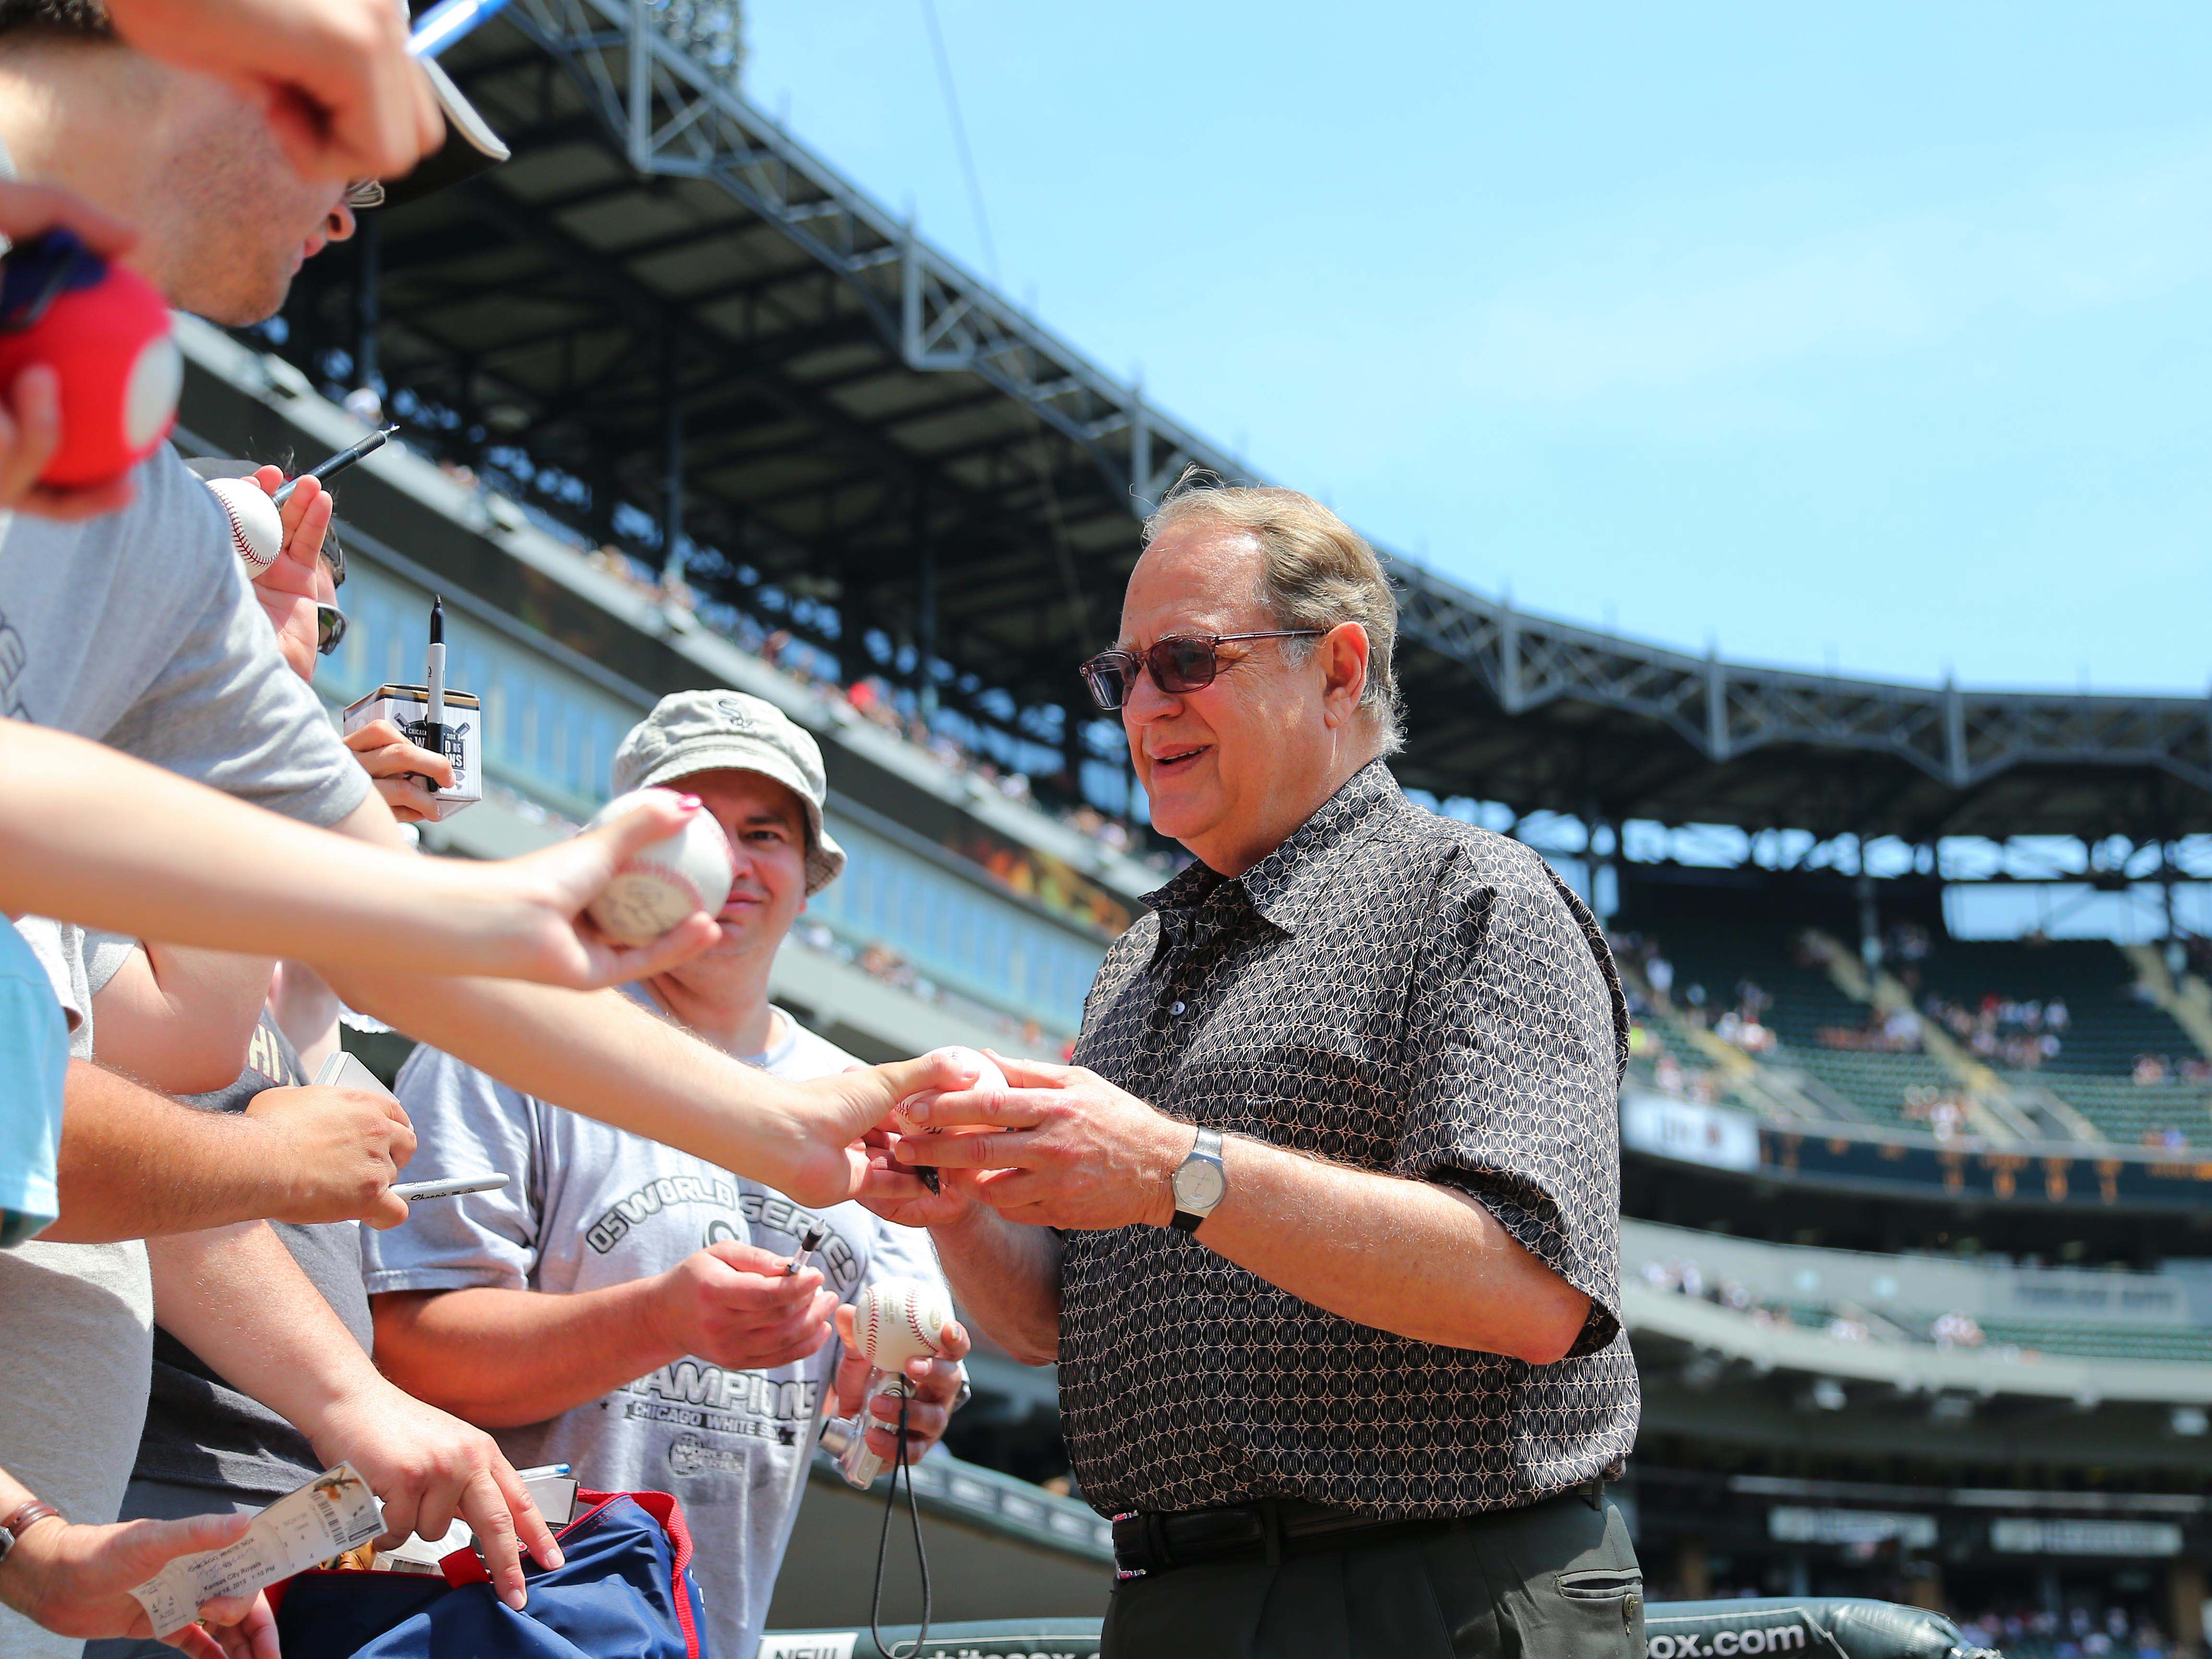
[1111,1481,1603,1577]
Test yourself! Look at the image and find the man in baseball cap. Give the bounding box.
[367,688,969,1659]
[607,689,847,897]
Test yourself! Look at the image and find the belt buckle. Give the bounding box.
[1109,1512,1151,1580]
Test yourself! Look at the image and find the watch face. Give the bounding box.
[1174,1157,1226,1212]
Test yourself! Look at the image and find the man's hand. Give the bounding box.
[343,719,454,823]
[307,1381,564,1612]
[0,1508,277,1659]
[832,1301,971,1465]
[445,793,732,987]
[768,1049,983,1210]
[855,1125,985,1229]
[243,466,331,680]
[651,1242,837,1371]
[892,1051,1188,1230]
[0,183,141,519]
[104,0,443,184]
[240,1082,416,1228]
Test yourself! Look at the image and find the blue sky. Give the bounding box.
[745,3,2212,695]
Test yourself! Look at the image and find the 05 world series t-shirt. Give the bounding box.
[362,998,944,1659]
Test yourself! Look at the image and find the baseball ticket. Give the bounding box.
[129,1464,383,1635]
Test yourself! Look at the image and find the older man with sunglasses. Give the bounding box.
[862,475,1643,1659]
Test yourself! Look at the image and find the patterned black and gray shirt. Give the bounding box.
[1058,759,1639,1520]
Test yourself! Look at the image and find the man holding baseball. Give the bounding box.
[366,692,971,1659]
[872,476,1643,1659]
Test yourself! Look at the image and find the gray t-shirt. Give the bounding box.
[0,447,369,1659]
[365,1002,946,1659]
[0,445,369,826]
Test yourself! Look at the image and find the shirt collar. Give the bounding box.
[1140,758,1404,936]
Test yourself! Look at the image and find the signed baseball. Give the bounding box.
[206,476,282,573]
[582,787,736,945]
[893,1045,1009,1135]
[852,1276,955,1371]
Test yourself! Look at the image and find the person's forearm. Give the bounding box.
[45,1063,292,1242]
[1193,1137,1592,1362]
[928,1207,1063,1365]
[145,1223,371,1434]
[268,961,343,1075]
[323,966,837,1201]
[90,943,272,1095]
[0,721,481,966]
[372,1284,684,1429]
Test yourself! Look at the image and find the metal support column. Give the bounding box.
[1061,704,1089,796]
[660,327,685,590]
[2164,840,2186,975]
[915,526,938,724]
[354,212,382,398]
[1858,832,1881,969]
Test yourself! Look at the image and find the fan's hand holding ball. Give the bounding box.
[581,786,736,945]
[849,1275,956,1371]
[893,1045,1008,1136]
[205,476,284,573]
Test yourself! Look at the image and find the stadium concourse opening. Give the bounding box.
[195,0,2212,1651]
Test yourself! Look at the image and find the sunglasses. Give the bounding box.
[1079,631,1322,712]
[316,603,349,657]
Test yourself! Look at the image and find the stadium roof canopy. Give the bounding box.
[277,0,2212,848]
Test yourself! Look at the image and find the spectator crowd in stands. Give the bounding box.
[1637,1253,2026,1359]
[1956,1604,2183,1659]
[428,456,1170,875]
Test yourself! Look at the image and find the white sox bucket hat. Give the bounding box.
[611,691,847,895]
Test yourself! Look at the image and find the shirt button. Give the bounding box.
[1170,1000,1186,1015]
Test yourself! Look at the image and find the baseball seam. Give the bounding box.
[217,496,264,566]
[904,1298,941,1356]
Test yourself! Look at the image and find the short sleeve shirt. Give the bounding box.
[364,998,948,1659]
[0,918,69,1247]
[0,445,368,826]
[1058,759,1639,1519]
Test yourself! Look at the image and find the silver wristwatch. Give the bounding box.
[1168,1125,1226,1233]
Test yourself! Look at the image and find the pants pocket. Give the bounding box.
[1551,1566,1647,1659]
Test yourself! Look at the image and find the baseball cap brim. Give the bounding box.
[375,58,509,209]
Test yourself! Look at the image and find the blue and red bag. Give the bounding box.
[268,1489,710,1659]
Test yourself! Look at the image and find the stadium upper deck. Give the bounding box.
[254,0,2212,856]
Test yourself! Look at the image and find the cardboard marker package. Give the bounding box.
[341,683,482,820]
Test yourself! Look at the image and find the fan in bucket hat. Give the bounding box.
[611,691,847,896]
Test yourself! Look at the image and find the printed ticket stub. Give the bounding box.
[129,1464,383,1635]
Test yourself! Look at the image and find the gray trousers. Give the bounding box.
[1101,1492,1647,1659]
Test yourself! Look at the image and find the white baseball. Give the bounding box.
[206,476,283,574]
[893,1045,1008,1135]
[852,1276,954,1370]
[582,787,736,945]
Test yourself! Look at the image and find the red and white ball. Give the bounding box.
[582,786,736,945]
[852,1276,955,1371]
[205,477,283,573]
[0,255,178,489]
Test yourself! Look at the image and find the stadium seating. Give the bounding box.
[1631,920,2212,1146]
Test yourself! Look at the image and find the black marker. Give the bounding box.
[425,596,445,726]
[785,1221,829,1277]
[272,423,397,506]
[411,596,447,793]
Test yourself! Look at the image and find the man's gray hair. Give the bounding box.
[1142,469,1406,754]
